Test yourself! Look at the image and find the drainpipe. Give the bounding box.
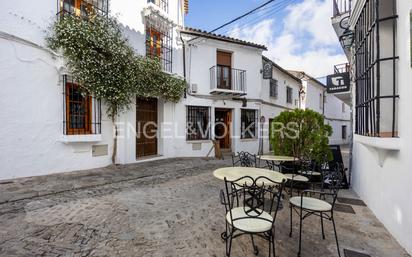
[180,35,187,98]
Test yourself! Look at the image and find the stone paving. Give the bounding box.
[0,157,410,257]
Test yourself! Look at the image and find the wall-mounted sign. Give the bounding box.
[263,62,272,79]
[326,72,350,93]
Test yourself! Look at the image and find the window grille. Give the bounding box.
[186,106,210,140]
[63,75,101,135]
[58,0,109,17]
[241,109,258,139]
[286,86,293,103]
[270,79,278,98]
[145,22,173,73]
[354,0,398,137]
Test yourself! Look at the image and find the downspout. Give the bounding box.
[180,35,187,98]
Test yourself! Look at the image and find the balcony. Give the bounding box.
[209,66,246,96]
[334,63,350,74]
[331,0,353,58]
[147,0,168,13]
[333,0,351,17]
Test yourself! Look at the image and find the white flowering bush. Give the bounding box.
[47,15,186,162]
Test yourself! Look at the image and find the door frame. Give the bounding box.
[214,108,232,150]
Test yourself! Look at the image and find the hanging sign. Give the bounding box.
[326,72,350,93]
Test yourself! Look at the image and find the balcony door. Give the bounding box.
[216,51,232,90]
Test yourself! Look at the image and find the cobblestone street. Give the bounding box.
[0,158,410,257]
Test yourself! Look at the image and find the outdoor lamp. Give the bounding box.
[340,29,354,49]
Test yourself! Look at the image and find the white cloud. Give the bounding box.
[227,0,347,78]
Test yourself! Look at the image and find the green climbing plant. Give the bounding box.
[47,14,186,163]
[269,109,333,163]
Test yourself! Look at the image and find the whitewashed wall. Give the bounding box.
[350,0,412,254]
[324,93,351,145]
[0,1,115,179]
[0,0,187,179]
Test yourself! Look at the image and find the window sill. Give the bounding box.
[59,134,102,144]
[354,134,401,166]
[186,139,211,144]
[240,138,258,142]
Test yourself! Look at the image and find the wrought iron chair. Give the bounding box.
[238,151,257,167]
[221,176,286,257]
[289,165,343,257]
[231,152,241,166]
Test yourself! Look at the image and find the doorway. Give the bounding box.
[136,97,158,158]
[214,108,232,150]
[269,118,274,152]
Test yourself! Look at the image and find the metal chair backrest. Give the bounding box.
[224,176,285,228]
[238,151,257,167]
[323,163,344,206]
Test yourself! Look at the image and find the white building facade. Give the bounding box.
[0,0,349,185]
[332,0,412,254]
[289,71,352,145]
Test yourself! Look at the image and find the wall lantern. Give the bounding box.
[340,29,354,49]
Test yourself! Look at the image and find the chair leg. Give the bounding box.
[226,227,234,257]
[251,234,258,255]
[331,213,341,257]
[320,212,325,239]
[272,229,276,257]
[298,207,303,257]
[289,204,293,237]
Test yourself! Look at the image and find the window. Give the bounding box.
[59,0,109,17]
[63,75,101,135]
[241,109,257,139]
[286,87,293,104]
[342,102,346,112]
[354,0,398,137]
[186,106,210,140]
[270,79,278,98]
[148,0,168,13]
[146,23,173,73]
[342,125,347,140]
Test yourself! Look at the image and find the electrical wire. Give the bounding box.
[187,0,277,43]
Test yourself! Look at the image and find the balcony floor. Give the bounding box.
[0,157,410,257]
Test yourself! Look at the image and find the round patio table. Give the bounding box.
[284,173,309,182]
[213,167,286,185]
[257,155,297,162]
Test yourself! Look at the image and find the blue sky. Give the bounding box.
[185,0,346,78]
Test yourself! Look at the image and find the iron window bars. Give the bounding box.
[186,106,211,140]
[58,0,109,17]
[147,0,169,13]
[241,109,258,139]
[145,18,173,73]
[270,79,278,98]
[354,0,398,137]
[286,86,293,103]
[63,75,102,135]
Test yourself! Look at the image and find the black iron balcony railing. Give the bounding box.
[334,63,350,74]
[210,66,246,95]
[148,0,169,13]
[333,0,351,16]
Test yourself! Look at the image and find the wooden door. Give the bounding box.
[136,97,158,158]
[215,109,231,149]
